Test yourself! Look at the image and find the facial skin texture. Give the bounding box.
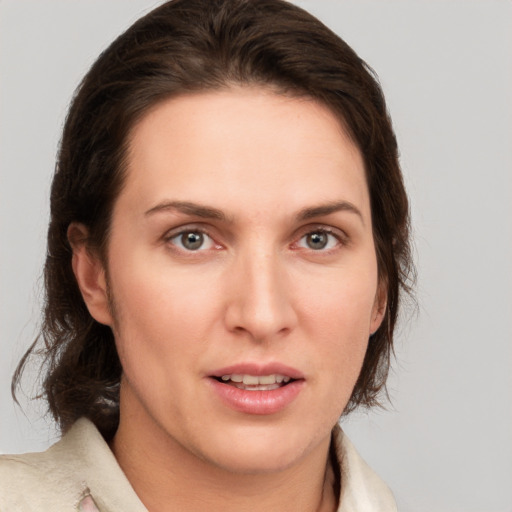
[70,88,385,512]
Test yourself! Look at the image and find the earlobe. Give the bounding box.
[68,223,113,326]
[370,284,387,336]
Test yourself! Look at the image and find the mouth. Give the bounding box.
[212,373,295,391]
[208,363,304,414]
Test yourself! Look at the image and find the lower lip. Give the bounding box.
[208,378,304,415]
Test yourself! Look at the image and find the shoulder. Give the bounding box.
[0,450,75,510]
[0,418,146,512]
[0,422,87,511]
[332,424,397,512]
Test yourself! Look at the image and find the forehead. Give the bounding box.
[119,87,369,221]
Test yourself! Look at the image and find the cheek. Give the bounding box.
[107,258,223,371]
[107,276,206,423]
[297,265,377,389]
[300,266,379,335]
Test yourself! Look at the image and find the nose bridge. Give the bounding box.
[225,239,296,340]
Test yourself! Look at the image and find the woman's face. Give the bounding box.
[88,88,385,473]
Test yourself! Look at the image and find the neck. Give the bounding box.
[111,406,338,512]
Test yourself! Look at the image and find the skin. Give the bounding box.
[70,87,386,512]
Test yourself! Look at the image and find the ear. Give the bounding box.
[68,223,113,326]
[369,281,387,336]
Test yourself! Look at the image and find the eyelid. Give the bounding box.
[163,224,223,252]
[292,224,349,250]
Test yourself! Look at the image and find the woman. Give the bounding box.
[1,0,412,510]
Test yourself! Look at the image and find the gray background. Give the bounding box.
[1,1,511,511]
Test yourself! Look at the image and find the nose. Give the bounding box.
[224,246,298,342]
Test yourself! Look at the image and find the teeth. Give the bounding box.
[243,375,259,385]
[232,383,281,391]
[219,374,292,386]
[259,375,277,385]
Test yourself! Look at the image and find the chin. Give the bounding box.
[209,447,304,475]
[194,424,321,475]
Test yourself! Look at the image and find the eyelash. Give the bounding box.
[165,227,220,252]
[163,225,348,254]
[294,227,347,252]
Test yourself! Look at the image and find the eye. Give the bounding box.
[168,230,217,251]
[297,230,340,251]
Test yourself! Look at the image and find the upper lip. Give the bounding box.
[209,362,304,380]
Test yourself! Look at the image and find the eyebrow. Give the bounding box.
[145,200,227,220]
[297,201,364,224]
[145,199,363,224]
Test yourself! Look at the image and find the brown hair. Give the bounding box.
[13,0,413,440]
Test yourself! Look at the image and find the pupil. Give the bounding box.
[183,232,203,250]
[307,232,327,250]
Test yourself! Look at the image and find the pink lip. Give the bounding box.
[207,362,305,415]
